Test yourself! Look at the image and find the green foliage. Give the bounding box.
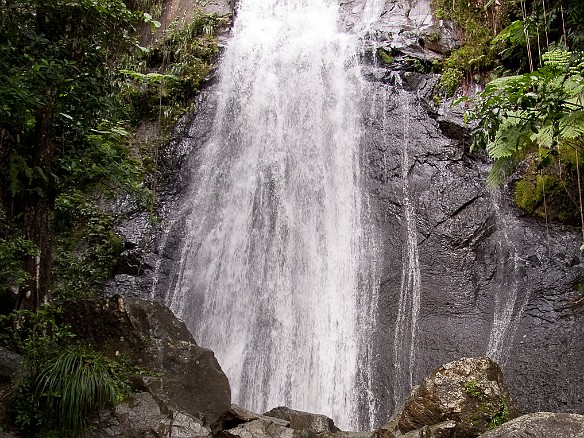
[462,380,510,429]
[431,0,506,95]
[0,210,38,300]
[438,68,465,96]
[13,345,132,437]
[0,0,224,304]
[488,403,509,429]
[463,379,484,399]
[467,51,584,184]
[52,193,123,300]
[119,13,226,129]
[378,48,395,65]
[35,346,130,436]
[515,174,555,213]
[0,304,75,366]
[1,305,134,437]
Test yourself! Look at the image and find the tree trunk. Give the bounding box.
[16,93,56,310]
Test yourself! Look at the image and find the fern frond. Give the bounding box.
[559,111,584,139]
[487,156,520,186]
[484,74,525,93]
[531,122,555,147]
[486,121,531,159]
[542,50,571,68]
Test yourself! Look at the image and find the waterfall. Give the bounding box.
[486,192,530,365]
[391,90,421,405]
[161,0,375,430]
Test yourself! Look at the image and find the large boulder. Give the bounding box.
[213,404,290,434]
[85,391,211,438]
[214,405,371,438]
[60,295,231,425]
[395,357,519,437]
[263,406,341,434]
[478,412,584,438]
[223,419,294,438]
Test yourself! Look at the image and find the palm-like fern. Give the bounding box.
[470,50,584,180]
[33,345,131,437]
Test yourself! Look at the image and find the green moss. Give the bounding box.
[378,48,395,65]
[431,0,511,96]
[462,380,511,430]
[463,379,484,399]
[487,402,509,429]
[428,32,440,43]
[515,174,554,214]
[438,67,464,96]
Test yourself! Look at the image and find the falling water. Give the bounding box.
[161,0,373,430]
[486,193,530,364]
[392,89,421,405]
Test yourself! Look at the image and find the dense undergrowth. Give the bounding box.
[431,0,584,239]
[0,0,227,306]
[0,0,228,435]
[0,304,138,437]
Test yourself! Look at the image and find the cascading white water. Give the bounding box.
[163,0,373,430]
[486,193,530,365]
[391,89,421,405]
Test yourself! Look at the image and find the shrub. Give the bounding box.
[13,345,131,437]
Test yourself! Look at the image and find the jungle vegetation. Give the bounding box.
[433,0,584,239]
[0,0,226,435]
[0,0,582,435]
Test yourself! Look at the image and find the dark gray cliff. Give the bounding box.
[360,63,583,423]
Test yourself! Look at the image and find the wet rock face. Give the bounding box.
[477,412,584,438]
[60,296,231,425]
[85,392,212,438]
[396,357,519,437]
[339,0,459,56]
[360,60,584,423]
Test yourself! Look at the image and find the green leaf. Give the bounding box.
[486,121,527,159]
[559,111,584,139]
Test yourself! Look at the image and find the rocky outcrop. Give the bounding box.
[85,392,211,438]
[213,404,291,434]
[362,46,584,422]
[263,406,341,434]
[478,412,584,438]
[378,358,518,437]
[214,405,370,438]
[59,296,231,425]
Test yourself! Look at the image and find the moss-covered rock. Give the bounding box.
[396,357,519,437]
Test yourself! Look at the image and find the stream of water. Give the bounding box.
[391,90,421,406]
[162,0,376,429]
[486,193,530,365]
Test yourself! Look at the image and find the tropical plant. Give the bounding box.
[13,345,132,437]
[467,50,584,239]
[431,0,512,95]
[0,0,140,308]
